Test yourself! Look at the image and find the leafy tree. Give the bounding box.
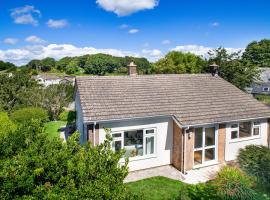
[40,57,56,72]
[25,59,42,71]
[208,47,260,90]
[0,122,138,199]
[55,56,73,71]
[152,51,207,74]
[242,39,270,68]
[0,71,40,112]
[11,107,49,125]
[0,61,16,71]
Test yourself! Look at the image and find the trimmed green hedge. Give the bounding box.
[238,145,270,191]
[11,107,49,125]
[59,110,76,124]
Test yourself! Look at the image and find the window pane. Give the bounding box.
[205,148,215,161]
[146,136,154,155]
[124,130,143,157]
[194,128,203,149]
[253,127,260,136]
[112,133,121,138]
[231,124,238,128]
[254,121,260,126]
[194,150,202,165]
[112,140,122,152]
[146,129,154,134]
[205,127,215,146]
[231,130,238,139]
[239,122,251,138]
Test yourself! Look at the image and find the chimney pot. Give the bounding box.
[128,61,137,76]
[209,62,219,77]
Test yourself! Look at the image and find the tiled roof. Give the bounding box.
[76,74,270,126]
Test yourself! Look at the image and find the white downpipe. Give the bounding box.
[183,127,189,175]
[93,122,96,146]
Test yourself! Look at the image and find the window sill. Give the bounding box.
[229,136,261,144]
[119,154,157,163]
[193,160,219,169]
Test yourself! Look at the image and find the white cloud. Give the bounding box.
[119,24,129,29]
[162,40,171,45]
[10,5,41,26]
[96,0,159,16]
[0,44,140,66]
[172,45,243,58]
[210,22,220,27]
[25,35,46,43]
[129,29,139,34]
[142,49,162,61]
[3,38,19,45]
[47,19,68,28]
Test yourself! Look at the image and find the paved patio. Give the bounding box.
[124,164,224,184]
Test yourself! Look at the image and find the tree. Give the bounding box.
[208,47,260,90]
[0,61,16,71]
[0,122,138,199]
[152,51,207,74]
[40,57,56,72]
[242,39,270,68]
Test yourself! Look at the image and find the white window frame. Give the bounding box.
[111,128,157,160]
[193,125,218,168]
[229,121,261,142]
[263,87,270,92]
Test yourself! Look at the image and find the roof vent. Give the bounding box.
[209,63,219,77]
[128,62,137,76]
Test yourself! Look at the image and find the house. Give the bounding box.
[33,74,75,87]
[250,68,270,95]
[75,62,270,174]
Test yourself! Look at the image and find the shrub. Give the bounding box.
[0,112,17,136]
[11,107,49,125]
[213,166,257,200]
[238,145,270,190]
[59,110,76,124]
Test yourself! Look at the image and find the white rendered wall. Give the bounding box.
[225,119,268,161]
[99,117,173,171]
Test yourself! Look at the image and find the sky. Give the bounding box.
[1,0,270,66]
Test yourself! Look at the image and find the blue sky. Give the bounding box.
[1,0,270,65]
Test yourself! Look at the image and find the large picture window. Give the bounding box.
[112,128,156,158]
[230,121,261,140]
[194,126,217,166]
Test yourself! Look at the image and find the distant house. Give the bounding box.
[75,62,270,174]
[33,74,75,87]
[250,68,270,95]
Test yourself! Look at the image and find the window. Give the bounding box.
[263,87,269,92]
[230,121,261,140]
[194,126,217,166]
[111,128,156,158]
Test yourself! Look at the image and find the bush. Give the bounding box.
[213,166,257,200]
[11,107,49,125]
[59,110,76,124]
[238,145,270,190]
[0,112,17,136]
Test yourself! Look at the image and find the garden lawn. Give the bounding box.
[44,121,67,139]
[126,176,186,200]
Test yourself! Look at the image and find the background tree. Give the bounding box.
[0,61,16,71]
[152,51,207,74]
[242,39,270,68]
[40,57,56,72]
[208,47,260,90]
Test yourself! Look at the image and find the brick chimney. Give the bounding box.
[128,62,137,76]
[209,62,219,77]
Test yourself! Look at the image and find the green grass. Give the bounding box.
[44,121,67,139]
[126,176,185,200]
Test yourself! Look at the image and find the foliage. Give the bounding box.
[0,112,17,136]
[59,110,76,124]
[0,71,40,112]
[213,166,257,200]
[242,39,270,68]
[25,53,151,75]
[208,47,260,90]
[152,51,207,74]
[10,107,49,125]
[0,61,16,71]
[238,145,270,191]
[0,122,134,199]
[255,94,270,105]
